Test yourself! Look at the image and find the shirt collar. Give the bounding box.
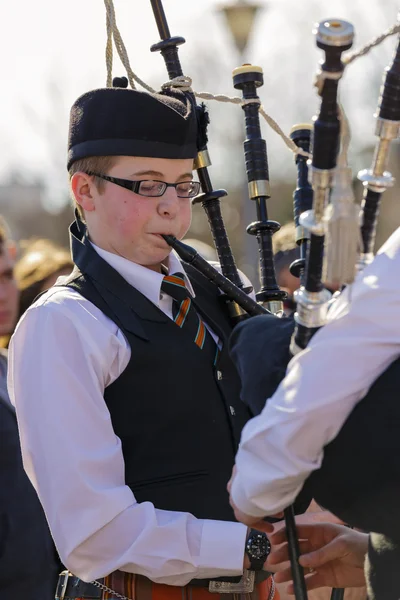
[90,242,195,308]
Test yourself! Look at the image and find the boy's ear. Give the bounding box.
[71,172,96,213]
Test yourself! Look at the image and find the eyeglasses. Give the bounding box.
[86,172,201,198]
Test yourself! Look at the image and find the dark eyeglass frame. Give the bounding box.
[85,171,201,198]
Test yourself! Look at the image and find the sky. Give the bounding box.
[1,0,399,207]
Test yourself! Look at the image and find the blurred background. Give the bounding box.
[1,0,400,284]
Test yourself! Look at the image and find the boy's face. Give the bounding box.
[74,156,194,271]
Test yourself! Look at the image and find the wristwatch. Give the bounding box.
[245,529,271,571]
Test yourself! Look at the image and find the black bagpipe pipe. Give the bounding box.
[289,124,314,286]
[149,0,251,323]
[229,64,314,598]
[231,65,326,598]
[301,23,400,539]
[289,20,354,353]
[357,33,400,270]
[150,0,291,325]
[232,64,287,314]
[149,0,290,324]
[230,16,355,387]
[288,26,400,600]
[161,235,270,317]
[230,17,400,595]
[302,27,400,539]
[229,20,354,600]
[148,0,274,322]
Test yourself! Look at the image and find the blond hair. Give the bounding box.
[0,215,12,252]
[15,238,73,319]
[272,221,297,254]
[68,156,119,219]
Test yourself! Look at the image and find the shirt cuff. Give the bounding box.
[196,519,248,579]
[230,476,272,518]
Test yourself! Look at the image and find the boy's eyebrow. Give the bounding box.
[131,170,193,182]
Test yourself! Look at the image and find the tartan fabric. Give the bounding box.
[99,571,278,600]
[161,273,217,361]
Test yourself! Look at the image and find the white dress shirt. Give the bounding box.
[231,226,400,517]
[8,245,252,585]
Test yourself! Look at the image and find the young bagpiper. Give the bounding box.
[8,81,277,599]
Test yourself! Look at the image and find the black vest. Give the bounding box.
[65,223,251,521]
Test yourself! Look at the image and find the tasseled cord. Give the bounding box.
[322,103,361,289]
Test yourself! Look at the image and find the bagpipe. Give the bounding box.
[103,2,400,598]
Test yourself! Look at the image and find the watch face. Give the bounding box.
[247,534,271,559]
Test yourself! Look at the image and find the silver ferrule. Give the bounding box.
[295,225,310,243]
[357,117,400,191]
[248,179,271,199]
[357,167,394,193]
[261,299,284,316]
[357,117,400,189]
[357,115,400,194]
[293,287,332,329]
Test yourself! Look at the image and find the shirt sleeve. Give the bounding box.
[8,293,247,585]
[231,243,400,516]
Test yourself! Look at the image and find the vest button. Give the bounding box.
[230,405,236,416]
[216,370,223,380]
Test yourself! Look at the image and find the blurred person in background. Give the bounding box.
[272,222,340,316]
[272,222,300,315]
[0,238,73,348]
[0,219,60,599]
[14,237,73,319]
[0,218,18,347]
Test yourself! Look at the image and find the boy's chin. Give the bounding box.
[140,248,171,268]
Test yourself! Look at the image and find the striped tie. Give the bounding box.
[161,273,217,358]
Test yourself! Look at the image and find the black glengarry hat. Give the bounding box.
[67,81,201,169]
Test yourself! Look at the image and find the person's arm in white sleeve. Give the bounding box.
[231,239,400,517]
[8,292,247,585]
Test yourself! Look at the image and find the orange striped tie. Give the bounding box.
[161,273,217,359]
